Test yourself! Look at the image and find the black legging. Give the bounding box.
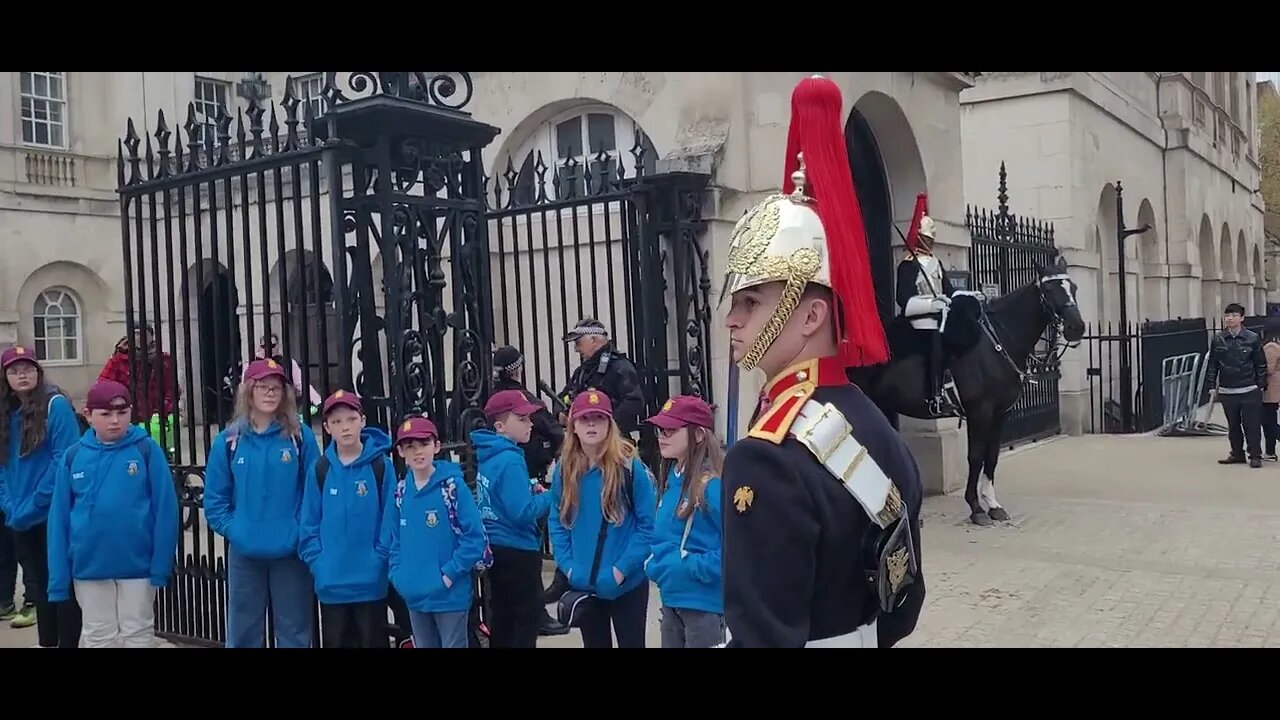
[13,522,82,648]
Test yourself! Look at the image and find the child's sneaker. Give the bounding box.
[10,603,36,629]
[0,604,16,622]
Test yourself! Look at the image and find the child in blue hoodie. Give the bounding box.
[299,390,396,648]
[382,416,487,648]
[643,395,725,648]
[547,389,656,648]
[47,380,179,648]
[204,358,320,648]
[471,389,553,648]
[0,345,84,648]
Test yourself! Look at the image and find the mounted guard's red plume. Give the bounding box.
[904,192,928,255]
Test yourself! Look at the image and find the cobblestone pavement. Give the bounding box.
[5,426,1273,648]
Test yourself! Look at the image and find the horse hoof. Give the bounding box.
[988,507,1010,522]
[970,511,992,527]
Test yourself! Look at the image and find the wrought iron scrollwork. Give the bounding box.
[321,72,475,112]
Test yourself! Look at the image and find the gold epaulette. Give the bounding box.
[747,381,816,445]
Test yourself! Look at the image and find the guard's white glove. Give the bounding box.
[931,296,950,311]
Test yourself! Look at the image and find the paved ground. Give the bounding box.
[5,417,1278,648]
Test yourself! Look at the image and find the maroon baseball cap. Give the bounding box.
[569,388,613,420]
[245,358,288,382]
[397,416,439,444]
[647,395,714,430]
[485,389,542,421]
[1,346,39,370]
[322,389,362,415]
[86,381,132,411]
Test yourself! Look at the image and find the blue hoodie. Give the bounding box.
[470,428,552,553]
[203,419,319,560]
[0,392,82,532]
[547,455,656,601]
[644,467,723,615]
[46,425,180,603]
[381,460,487,614]
[298,427,396,604]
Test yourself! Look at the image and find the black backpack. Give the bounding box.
[315,455,387,505]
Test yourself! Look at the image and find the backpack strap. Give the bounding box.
[315,456,330,491]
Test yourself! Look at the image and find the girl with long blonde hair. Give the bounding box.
[547,389,655,648]
[643,395,726,648]
[203,358,319,648]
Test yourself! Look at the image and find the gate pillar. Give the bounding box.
[317,72,500,466]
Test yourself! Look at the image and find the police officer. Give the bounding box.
[559,319,645,434]
[489,345,570,637]
[718,75,927,648]
[896,211,958,417]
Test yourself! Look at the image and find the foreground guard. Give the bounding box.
[895,199,959,418]
[719,75,927,648]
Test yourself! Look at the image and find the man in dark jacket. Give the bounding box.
[558,318,646,434]
[1206,303,1268,468]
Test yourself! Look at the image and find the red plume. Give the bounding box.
[904,193,928,255]
[781,76,888,368]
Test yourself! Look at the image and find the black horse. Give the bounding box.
[852,255,1085,526]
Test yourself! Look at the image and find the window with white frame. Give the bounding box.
[293,73,325,120]
[20,72,67,148]
[194,77,230,147]
[507,107,657,204]
[32,287,82,364]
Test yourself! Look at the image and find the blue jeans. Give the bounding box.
[227,546,315,648]
[409,610,469,648]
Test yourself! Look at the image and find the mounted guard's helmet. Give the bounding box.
[719,75,888,372]
[917,215,936,241]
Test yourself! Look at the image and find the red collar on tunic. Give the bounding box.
[761,355,847,404]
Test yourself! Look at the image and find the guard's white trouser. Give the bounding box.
[74,578,157,648]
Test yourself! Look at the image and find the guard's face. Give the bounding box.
[4,360,39,393]
[724,282,809,373]
[324,406,365,446]
[656,425,690,460]
[90,406,131,442]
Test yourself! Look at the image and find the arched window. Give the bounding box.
[32,287,82,363]
[504,106,657,206]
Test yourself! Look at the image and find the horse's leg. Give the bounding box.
[965,413,991,526]
[980,412,1010,522]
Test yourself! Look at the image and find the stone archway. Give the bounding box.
[845,91,928,328]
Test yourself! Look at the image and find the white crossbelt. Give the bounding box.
[804,620,878,648]
[788,399,902,529]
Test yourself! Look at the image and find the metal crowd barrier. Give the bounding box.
[1156,350,1227,436]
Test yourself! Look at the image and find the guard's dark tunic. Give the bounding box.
[721,355,927,648]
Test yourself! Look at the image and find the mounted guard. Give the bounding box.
[895,195,960,418]
[718,75,926,648]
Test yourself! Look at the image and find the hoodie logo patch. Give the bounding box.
[280,449,292,464]
[356,480,368,497]
[426,510,439,528]
[127,461,139,476]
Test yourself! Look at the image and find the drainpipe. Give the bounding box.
[1154,72,1173,316]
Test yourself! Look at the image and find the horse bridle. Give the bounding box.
[979,273,1079,383]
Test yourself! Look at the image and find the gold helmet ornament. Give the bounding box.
[720,75,888,371]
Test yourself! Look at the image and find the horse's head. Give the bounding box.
[1034,255,1084,342]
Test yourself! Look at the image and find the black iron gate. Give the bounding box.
[966,163,1062,445]
[115,72,712,647]
[483,144,713,468]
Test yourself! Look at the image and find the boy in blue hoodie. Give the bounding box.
[382,416,487,648]
[471,389,554,648]
[47,380,179,648]
[299,390,396,648]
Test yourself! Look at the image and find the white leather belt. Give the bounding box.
[789,400,903,528]
[804,620,878,648]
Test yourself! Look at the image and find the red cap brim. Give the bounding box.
[646,413,688,429]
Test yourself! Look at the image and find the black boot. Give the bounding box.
[926,332,958,418]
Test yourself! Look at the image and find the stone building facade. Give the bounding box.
[960,72,1268,435]
[0,70,978,493]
